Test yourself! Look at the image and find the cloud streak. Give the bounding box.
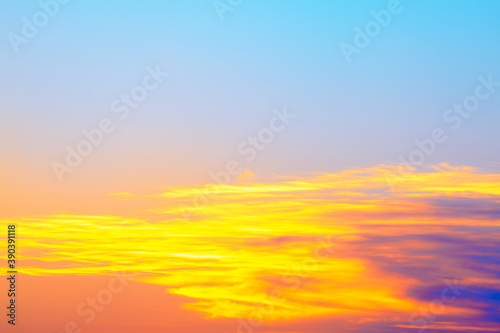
[5,163,500,332]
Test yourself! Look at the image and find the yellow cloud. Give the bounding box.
[4,164,500,323]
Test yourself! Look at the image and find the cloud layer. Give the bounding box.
[6,163,500,332]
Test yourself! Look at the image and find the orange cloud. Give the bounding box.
[3,164,500,331]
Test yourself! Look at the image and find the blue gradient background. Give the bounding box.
[0,0,499,215]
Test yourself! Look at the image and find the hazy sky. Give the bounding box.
[1,1,499,213]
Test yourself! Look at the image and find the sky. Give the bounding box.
[0,1,499,332]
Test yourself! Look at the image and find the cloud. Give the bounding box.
[5,164,500,331]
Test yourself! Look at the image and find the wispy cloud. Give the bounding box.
[6,164,500,332]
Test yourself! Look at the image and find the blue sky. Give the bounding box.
[1,0,499,194]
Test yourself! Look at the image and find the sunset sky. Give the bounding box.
[1,1,499,332]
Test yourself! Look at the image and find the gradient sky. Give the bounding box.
[1,0,500,217]
[1,1,500,333]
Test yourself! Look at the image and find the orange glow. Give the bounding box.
[2,164,500,331]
